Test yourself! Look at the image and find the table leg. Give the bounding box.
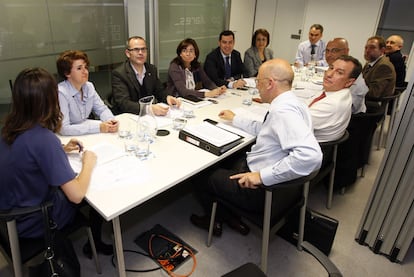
[112,216,126,277]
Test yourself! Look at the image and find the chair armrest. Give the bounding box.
[0,201,53,221]
[262,170,319,191]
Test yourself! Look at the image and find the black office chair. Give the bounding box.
[0,202,102,277]
[335,106,386,187]
[310,131,349,208]
[206,171,340,273]
[366,86,405,149]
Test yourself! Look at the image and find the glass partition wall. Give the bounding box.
[0,0,127,106]
[154,0,229,81]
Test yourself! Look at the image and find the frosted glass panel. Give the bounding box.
[0,0,126,104]
[158,0,227,73]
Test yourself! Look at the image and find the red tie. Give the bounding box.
[308,92,326,107]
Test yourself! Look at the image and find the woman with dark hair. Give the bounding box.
[167,38,226,98]
[0,67,96,236]
[0,68,112,258]
[244,28,274,77]
[57,50,118,136]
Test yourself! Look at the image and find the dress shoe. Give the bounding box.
[190,214,222,237]
[226,218,250,236]
[83,241,113,259]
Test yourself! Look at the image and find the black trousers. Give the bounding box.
[194,152,265,222]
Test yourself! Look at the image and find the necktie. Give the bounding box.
[225,56,231,79]
[308,92,326,107]
[363,64,371,75]
[311,44,316,55]
[263,111,269,123]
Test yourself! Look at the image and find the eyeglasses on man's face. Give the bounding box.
[255,77,269,85]
[128,47,147,53]
[325,48,345,54]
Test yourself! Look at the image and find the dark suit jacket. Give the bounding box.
[387,50,406,87]
[111,61,167,114]
[204,47,245,87]
[363,55,396,98]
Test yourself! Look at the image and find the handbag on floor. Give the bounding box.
[29,204,80,277]
[278,208,339,256]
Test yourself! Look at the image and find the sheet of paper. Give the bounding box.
[183,121,241,147]
[232,105,269,123]
[243,77,257,88]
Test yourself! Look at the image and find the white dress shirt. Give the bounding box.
[233,91,322,186]
[309,88,352,142]
[351,74,368,114]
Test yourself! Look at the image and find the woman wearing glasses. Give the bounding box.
[167,38,226,99]
[244,29,274,77]
[57,50,119,136]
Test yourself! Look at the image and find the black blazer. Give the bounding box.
[204,47,246,87]
[111,61,167,114]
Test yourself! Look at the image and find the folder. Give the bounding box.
[178,119,243,155]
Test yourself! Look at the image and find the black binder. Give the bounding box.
[178,119,243,156]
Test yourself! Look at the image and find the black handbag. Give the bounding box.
[278,208,339,256]
[29,204,80,277]
[304,208,339,256]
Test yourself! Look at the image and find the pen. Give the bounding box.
[77,143,84,153]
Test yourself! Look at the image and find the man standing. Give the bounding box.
[325,38,368,114]
[363,36,396,98]
[295,24,327,67]
[111,36,180,115]
[191,59,322,236]
[204,30,247,89]
[309,55,362,142]
[385,35,406,87]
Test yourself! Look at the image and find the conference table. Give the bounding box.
[59,89,267,277]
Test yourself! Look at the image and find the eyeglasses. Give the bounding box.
[255,77,290,85]
[254,77,269,84]
[325,48,345,54]
[128,47,147,53]
[181,48,195,54]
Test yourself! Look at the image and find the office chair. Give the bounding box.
[310,131,349,208]
[366,86,405,149]
[0,202,102,277]
[334,108,385,189]
[206,170,341,274]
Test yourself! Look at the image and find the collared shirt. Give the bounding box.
[351,74,368,114]
[221,51,236,89]
[309,88,352,142]
[295,40,327,66]
[58,80,114,135]
[130,61,147,85]
[233,91,322,186]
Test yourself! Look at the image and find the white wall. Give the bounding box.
[253,0,384,64]
[228,0,256,58]
[302,0,384,63]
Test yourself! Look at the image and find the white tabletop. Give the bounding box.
[59,90,266,221]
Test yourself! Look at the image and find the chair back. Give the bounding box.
[0,202,53,277]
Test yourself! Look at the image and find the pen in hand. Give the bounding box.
[77,142,84,153]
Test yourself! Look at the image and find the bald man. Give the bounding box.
[385,35,406,87]
[325,38,368,113]
[190,59,322,237]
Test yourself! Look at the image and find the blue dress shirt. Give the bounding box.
[58,80,115,135]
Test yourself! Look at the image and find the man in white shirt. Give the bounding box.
[190,59,322,237]
[325,38,368,114]
[309,55,362,142]
[295,24,327,67]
